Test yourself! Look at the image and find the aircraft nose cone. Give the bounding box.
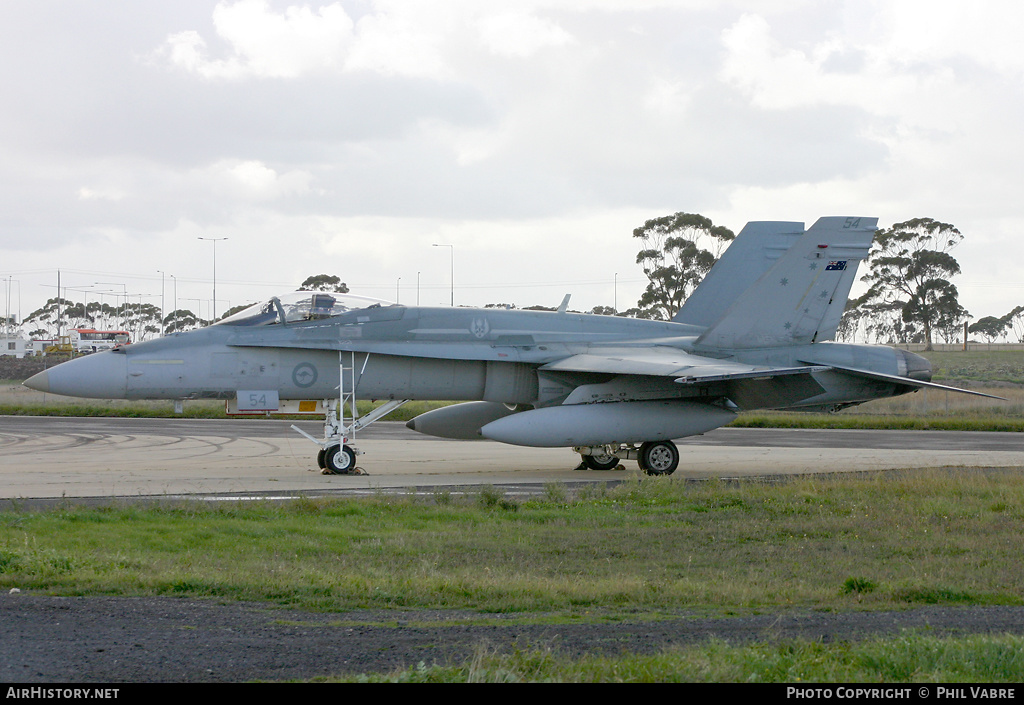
[23,369,51,393]
[22,352,128,398]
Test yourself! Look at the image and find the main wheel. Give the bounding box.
[317,448,327,469]
[638,441,678,475]
[583,452,620,471]
[324,444,357,474]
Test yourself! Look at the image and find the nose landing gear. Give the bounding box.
[292,352,409,475]
[316,442,359,475]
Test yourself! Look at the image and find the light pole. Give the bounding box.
[182,298,205,325]
[432,243,454,306]
[614,272,618,313]
[2,276,11,337]
[170,275,178,333]
[95,282,126,330]
[157,270,166,335]
[198,237,228,320]
[396,277,401,304]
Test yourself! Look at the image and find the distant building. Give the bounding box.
[0,337,30,358]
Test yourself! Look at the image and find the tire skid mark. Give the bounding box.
[159,435,284,460]
[1,433,117,456]
[2,426,288,464]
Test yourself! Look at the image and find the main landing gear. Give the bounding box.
[574,440,680,476]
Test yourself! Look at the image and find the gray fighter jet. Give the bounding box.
[24,216,996,475]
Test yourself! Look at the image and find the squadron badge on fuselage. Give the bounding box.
[469,317,490,339]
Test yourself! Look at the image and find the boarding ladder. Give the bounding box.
[292,352,408,467]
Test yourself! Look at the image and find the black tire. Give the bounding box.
[316,448,327,469]
[639,441,678,476]
[324,444,357,474]
[583,452,620,471]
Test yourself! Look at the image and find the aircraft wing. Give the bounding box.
[539,347,824,381]
[539,347,830,409]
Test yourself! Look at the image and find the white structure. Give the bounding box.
[0,337,30,358]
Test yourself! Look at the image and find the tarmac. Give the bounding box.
[2,416,1023,500]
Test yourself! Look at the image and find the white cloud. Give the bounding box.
[718,13,908,112]
[342,2,456,79]
[78,187,126,202]
[205,159,312,200]
[874,0,1024,78]
[475,10,575,58]
[7,2,1024,324]
[160,0,354,79]
[157,2,578,82]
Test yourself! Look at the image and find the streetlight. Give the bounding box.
[198,237,228,321]
[182,298,205,325]
[432,243,454,306]
[95,282,126,330]
[396,277,401,304]
[2,276,12,337]
[170,275,178,333]
[156,270,166,336]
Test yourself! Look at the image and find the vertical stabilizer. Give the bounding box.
[675,221,804,326]
[694,217,876,350]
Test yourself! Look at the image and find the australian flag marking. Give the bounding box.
[825,261,847,271]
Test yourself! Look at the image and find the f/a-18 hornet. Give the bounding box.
[25,217,995,475]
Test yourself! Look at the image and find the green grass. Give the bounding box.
[3,471,1024,613]
[925,350,1024,385]
[731,411,1024,432]
[336,633,1024,682]
[6,471,1024,682]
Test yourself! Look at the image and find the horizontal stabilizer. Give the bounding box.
[824,364,1007,400]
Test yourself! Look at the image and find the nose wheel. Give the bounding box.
[322,444,358,474]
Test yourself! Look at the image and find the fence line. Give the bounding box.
[891,343,1024,352]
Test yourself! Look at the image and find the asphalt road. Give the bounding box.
[5,414,1024,448]
[4,594,1024,683]
[2,416,1023,502]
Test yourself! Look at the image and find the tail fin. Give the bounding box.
[694,217,876,350]
[674,221,804,326]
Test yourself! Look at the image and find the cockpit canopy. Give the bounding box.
[216,291,395,327]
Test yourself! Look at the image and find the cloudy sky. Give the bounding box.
[2,0,1023,329]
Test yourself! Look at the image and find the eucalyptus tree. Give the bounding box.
[968,316,1009,344]
[162,309,205,334]
[299,274,349,293]
[858,218,968,351]
[1003,305,1024,343]
[23,297,93,337]
[632,212,734,320]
